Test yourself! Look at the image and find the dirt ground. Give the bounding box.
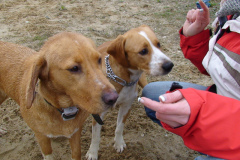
[0,0,219,159]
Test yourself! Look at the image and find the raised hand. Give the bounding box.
[183,0,210,37]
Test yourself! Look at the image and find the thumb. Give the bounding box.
[159,90,183,103]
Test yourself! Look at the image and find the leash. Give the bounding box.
[105,55,139,87]
[92,114,104,125]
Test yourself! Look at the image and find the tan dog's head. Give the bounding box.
[25,32,118,114]
[107,25,173,76]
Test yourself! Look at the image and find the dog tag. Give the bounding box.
[61,106,79,121]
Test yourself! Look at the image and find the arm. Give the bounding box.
[140,89,240,159]
[180,0,211,75]
[171,89,240,159]
[183,0,210,37]
[180,29,210,75]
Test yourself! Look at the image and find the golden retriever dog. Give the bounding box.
[0,32,118,160]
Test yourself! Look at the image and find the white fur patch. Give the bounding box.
[138,31,171,76]
[43,154,54,160]
[95,78,106,89]
[74,40,80,45]
[47,128,79,139]
[128,68,142,83]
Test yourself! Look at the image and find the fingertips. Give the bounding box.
[138,97,144,103]
[138,97,154,105]
[158,90,183,103]
[186,9,196,23]
[138,97,160,112]
[159,95,166,102]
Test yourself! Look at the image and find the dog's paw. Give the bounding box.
[114,140,126,153]
[86,150,98,160]
[0,127,7,136]
[43,154,54,160]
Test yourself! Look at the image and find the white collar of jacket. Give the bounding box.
[222,16,240,34]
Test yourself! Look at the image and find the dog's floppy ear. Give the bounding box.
[22,54,46,109]
[107,35,130,67]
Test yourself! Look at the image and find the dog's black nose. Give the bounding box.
[162,61,174,72]
[102,90,118,105]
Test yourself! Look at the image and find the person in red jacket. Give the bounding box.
[139,0,240,159]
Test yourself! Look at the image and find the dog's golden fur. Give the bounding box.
[0,32,118,160]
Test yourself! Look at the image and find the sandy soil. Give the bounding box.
[0,0,219,159]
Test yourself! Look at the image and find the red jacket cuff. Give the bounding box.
[179,28,210,46]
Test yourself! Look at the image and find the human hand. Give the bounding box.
[139,90,190,128]
[182,0,210,37]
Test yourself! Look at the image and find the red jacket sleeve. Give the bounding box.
[179,28,211,75]
[162,88,240,160]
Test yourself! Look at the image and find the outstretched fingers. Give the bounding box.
[139,91,188,115]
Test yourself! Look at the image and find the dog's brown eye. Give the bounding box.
[98,58,102,65]
[139,48,148,55]
[157,42,161,48]
[69,66,81,72]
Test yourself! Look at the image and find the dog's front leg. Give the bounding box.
[34,132,54,160]
[69,129,82,160]
[114,101,133,153]
[86,111,107,160]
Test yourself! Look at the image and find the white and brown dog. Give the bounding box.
[86,25,173,160]
[0,32,118,160]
